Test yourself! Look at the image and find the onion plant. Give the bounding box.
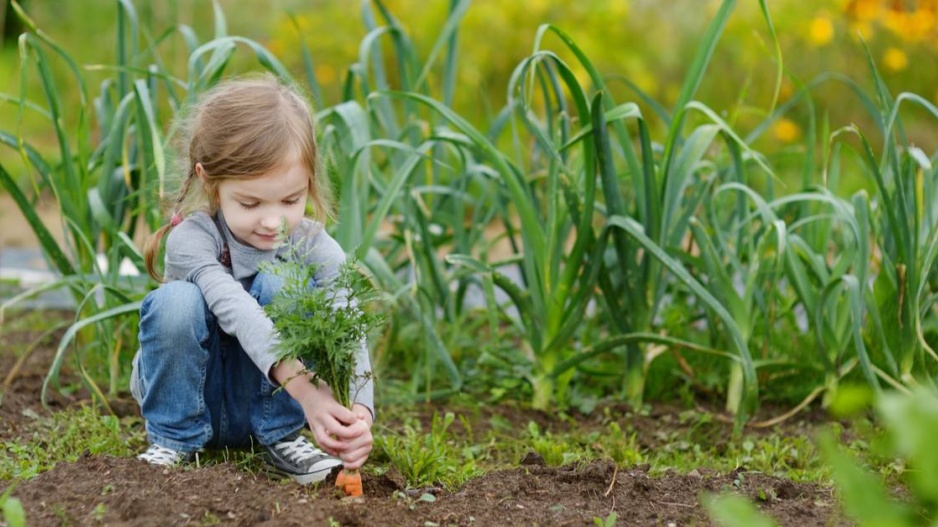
[9,0,936,432]
[317,0,509,400]
[849,80,938,389]
[0,0,296,406]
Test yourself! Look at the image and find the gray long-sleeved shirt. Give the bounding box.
[163,211,374,417]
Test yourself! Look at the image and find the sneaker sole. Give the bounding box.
[266,464,339,485]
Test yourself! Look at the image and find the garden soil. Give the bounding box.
[0,313,848,526]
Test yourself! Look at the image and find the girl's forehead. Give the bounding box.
[220,160,310,196]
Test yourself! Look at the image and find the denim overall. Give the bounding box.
[130,221,305,453]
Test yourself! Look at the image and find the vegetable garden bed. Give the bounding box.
[0,311,847,526]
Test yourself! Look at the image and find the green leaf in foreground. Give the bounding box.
[703,493,777,527]
[1,487,26,527]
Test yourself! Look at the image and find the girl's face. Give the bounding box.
[207,155,310,250]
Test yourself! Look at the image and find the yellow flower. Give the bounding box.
[773,118,801,143]
[846,0,880,22]
[316,64,337,84]
[267,38,284,57]
[883,47,908,72]
[848,21,875,41]
[808,16,834,46]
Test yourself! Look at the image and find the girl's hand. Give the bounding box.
[271,360,373,467]
[272,361,359,454]
[300,381,361,454]
[335,404,374,469]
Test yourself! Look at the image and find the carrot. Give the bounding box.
[264,253,383,500]
[336,467,363,497]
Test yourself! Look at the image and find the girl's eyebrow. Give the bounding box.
[232,186,308,200]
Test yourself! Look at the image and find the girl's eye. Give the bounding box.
[239,202,259,209]
[284,198,300,205]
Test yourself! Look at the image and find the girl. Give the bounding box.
[131,74,374,485]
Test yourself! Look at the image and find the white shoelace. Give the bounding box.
[139,444,185,466]
[275,436,323,463]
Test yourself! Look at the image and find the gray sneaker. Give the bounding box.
[137,444,197,466]
[262,434,342,485]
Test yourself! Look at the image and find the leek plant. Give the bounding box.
[385,0,779,422]
[0,0,157,404]
[0,0,296,405]
[850,61,938,389]
[599,0,769,422]
[317,0,506,399]
[796,49,938,395]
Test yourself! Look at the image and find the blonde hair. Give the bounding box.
[144,73,334,281]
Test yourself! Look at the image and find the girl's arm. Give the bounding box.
[165,214,283,381]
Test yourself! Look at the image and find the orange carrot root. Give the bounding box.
[336,468,363,497]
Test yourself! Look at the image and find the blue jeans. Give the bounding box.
[131,273,304,453]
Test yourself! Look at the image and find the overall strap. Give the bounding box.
[210,214,232,268]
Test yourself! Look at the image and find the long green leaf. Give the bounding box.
[0,162,74,275]
[41,301,142,407]
[605,215,757,427]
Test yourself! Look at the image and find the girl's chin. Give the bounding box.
[250,236,279,249]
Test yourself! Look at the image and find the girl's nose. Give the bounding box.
[260,215,284,231]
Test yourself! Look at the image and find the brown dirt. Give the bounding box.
[0,312,849,526]
[0,193,66,249]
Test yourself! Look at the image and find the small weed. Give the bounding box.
[52,504,69,525]
[525,421,581,466]
[375,412,483,489]
[0,404,143,481]
[593,511,617,527]
[650,430,827,483]
[327,517,341,527]
[587,422,644,466]
[91,503,107,522]
[200,510,221,525]
[392,490,438,511]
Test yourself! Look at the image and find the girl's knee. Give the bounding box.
[141,281,208,331]
[250,271,285,306]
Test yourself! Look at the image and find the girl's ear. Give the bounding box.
[195,163,220,211]
[195,163,207,182]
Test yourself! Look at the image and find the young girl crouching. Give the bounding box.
[131,74,374,485]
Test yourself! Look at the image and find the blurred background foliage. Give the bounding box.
[2,0,937,192]
[3,0,938,424]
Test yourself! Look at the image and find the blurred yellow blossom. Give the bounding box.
[844,0,881,21]
[848,20,875,40]
[808,16,835,46]
[884,9,935,42]
[883,47,908,72]
[316,64,337,84]
[267,38,284,57]
[841,0,937,43]
[772,118,801,143]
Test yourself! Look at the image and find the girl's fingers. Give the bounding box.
[326,421,361,440]
[312,427,345,451]
[339,447,371,469]
[337,428,372,462]
[332,407,363,427]
[351,405,374,425]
